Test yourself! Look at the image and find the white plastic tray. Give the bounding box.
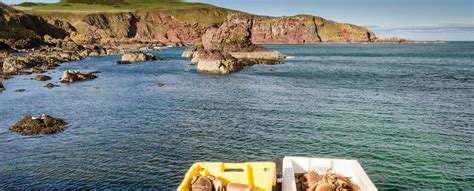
[282,156,377,191]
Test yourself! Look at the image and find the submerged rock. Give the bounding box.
[44,83,59,88]
[9,114,68,136]
[0,81,4,91]
[15,88,25,92]
[155,83,165,87]
[60,70,97,83]
[118,52,158,64]
[33,75,52,81]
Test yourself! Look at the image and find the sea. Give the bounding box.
[0,42,473,190]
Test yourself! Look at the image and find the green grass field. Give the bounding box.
[16,0,220,13]
[14,0,237,25]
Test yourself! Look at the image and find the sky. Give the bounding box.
[3,0,473,40]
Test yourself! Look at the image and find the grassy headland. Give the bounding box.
[14,0,236,25]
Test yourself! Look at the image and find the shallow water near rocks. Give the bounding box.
[1,43,473,190]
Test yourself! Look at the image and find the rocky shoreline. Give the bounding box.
[0,1,442,136]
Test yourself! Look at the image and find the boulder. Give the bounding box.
[60,70,97,83]
[181,47,195,58]
[15,88,25,92]
[9,114,68,135]
[0,81,4,90]
[196,51,243,74]
[33,75,52,81]
[190,51,203,65]
[119,52,157,64]
[181,46,201,58]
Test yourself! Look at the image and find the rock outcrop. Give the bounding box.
[60,70,98,83]
[186,14,287,74]
[33,75,52,81]
[0,3,68,49]
[196,51,243,74]
[2,36,114,76]
[117,51,158,64]
[9,114,68,135]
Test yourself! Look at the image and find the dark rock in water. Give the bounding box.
[0,81,4,90]
[155,83,165,87]
[60,70,97,83]
[33,75,52,81]
[15,88,25,92]
[44,83,59,88]
[9,114,68,136]
[116,60,131,65]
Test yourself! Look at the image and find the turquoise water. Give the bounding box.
[0,43,473,190]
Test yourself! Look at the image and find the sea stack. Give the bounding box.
[184,14,287,74]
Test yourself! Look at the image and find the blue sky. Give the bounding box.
[3,0,473,40]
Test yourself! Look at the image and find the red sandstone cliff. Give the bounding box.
[40,11,376,45]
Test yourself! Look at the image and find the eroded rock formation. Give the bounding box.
[186,14,287,74]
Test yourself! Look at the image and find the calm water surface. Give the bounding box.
[0,43,473,190]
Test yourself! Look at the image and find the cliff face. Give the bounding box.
[251,15,376,43]
[40,11,212,45]
[38,10,376,45]
[1,3,376,47]
[0,3,68,48]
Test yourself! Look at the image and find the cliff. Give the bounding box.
[0,3,68,49]
[7,1,376,45]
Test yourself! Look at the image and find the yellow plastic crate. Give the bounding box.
[177,162,276,191]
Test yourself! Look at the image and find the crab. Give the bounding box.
[294,165,359,191]
[190,175,250,191]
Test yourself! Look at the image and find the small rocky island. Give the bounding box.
[9,114,68,135]
[182,14,287,74]
[60,70,98,83]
